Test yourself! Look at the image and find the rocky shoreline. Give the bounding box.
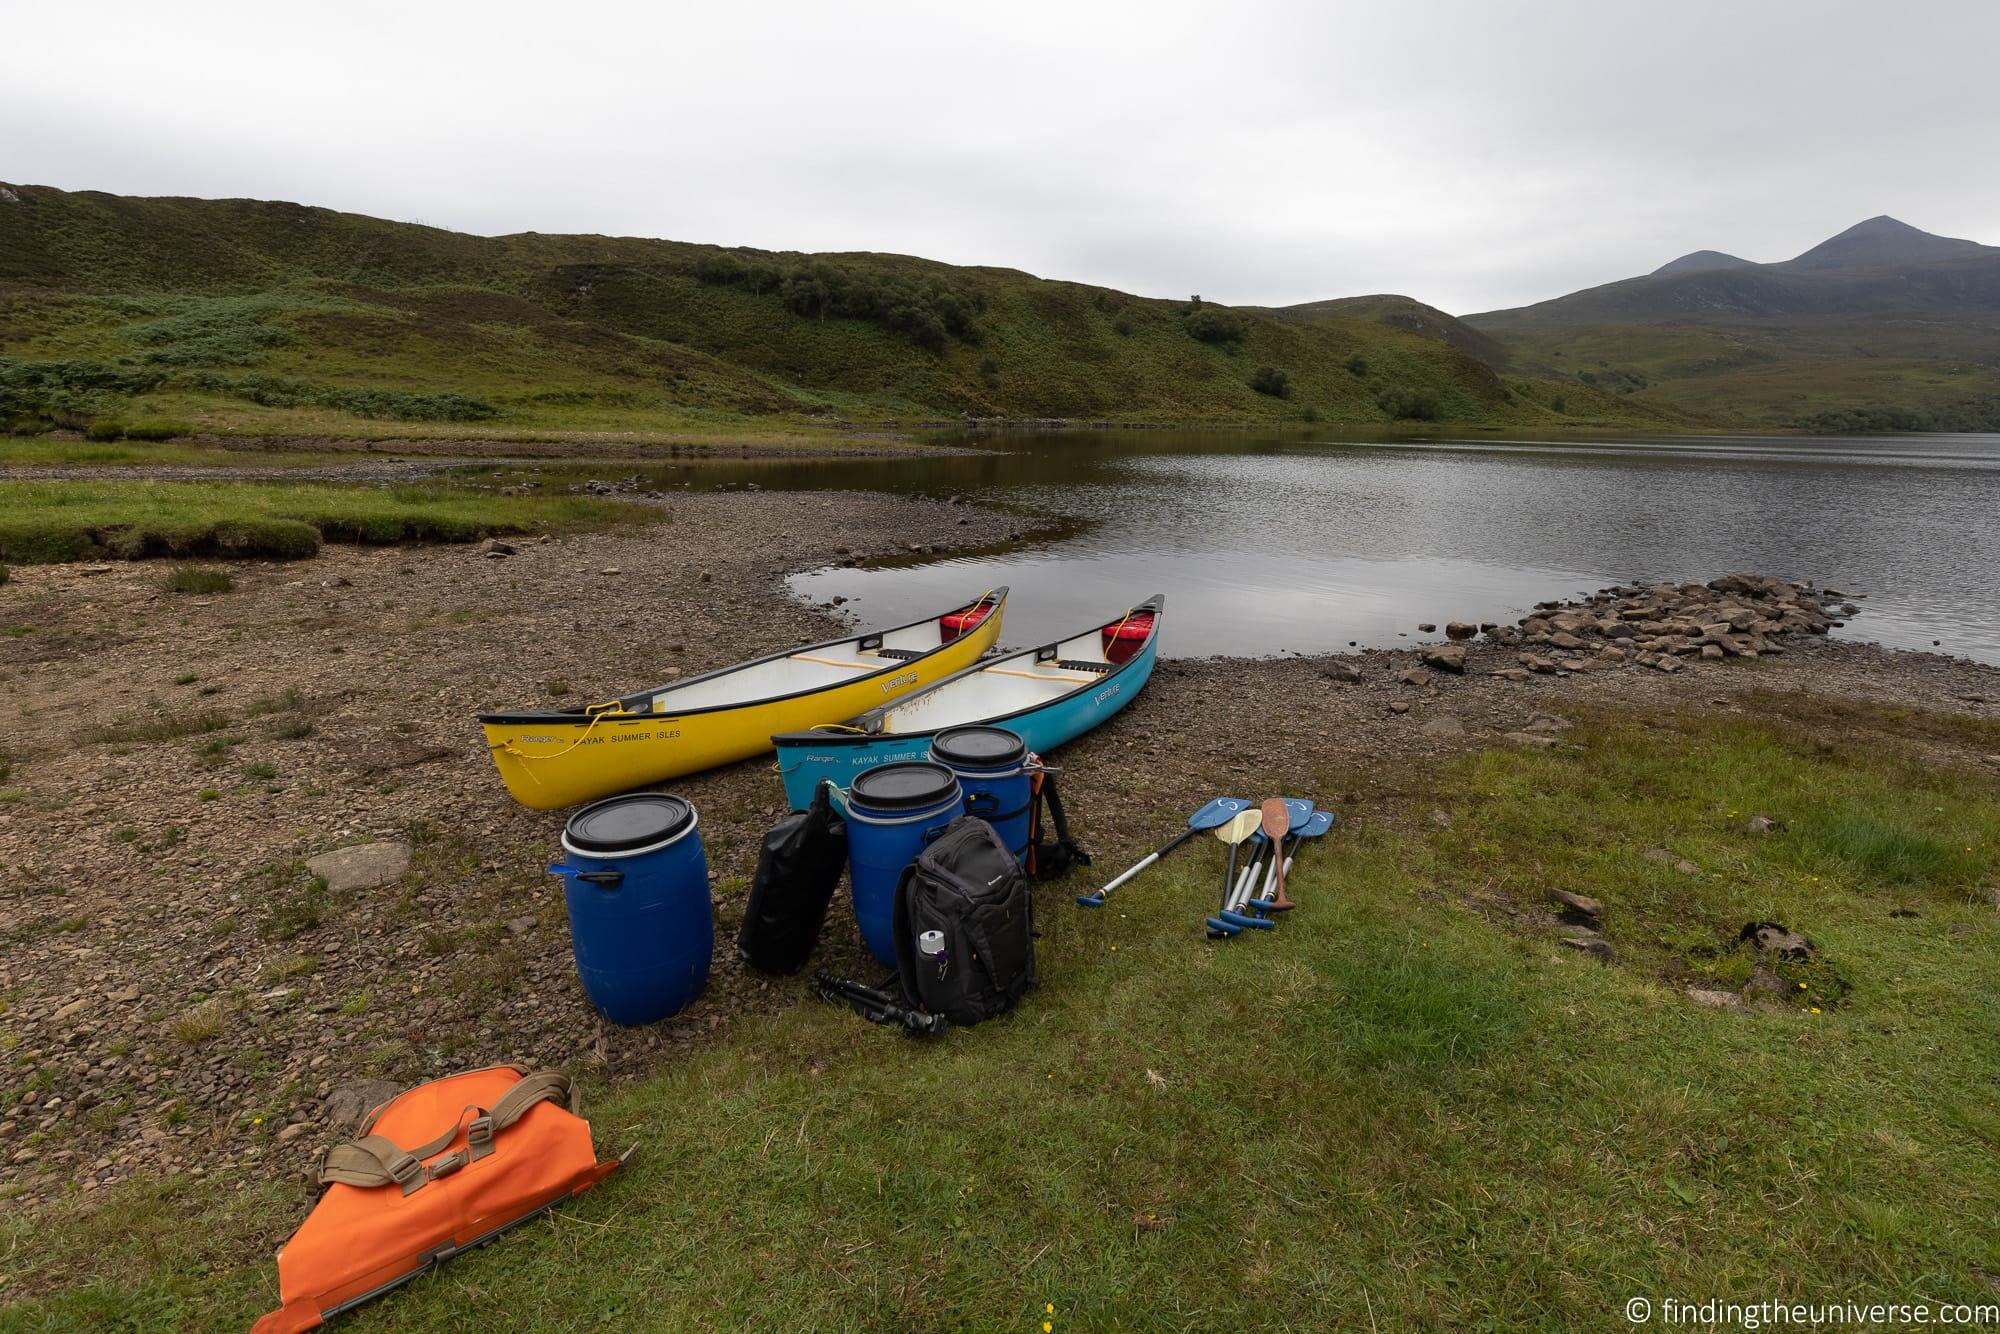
[1400,572,1858,683]
[0,485,1995,1215]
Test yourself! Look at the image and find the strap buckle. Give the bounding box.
[466,1113,496,1160]
[428,1149,469,1179]
[386,1151,425,1194]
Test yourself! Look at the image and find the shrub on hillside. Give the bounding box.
[0,358,168,431]
[127,295,293,366]
[1377,386,1444,421]
[188,373,498,422]
[1184,307,1245,345]
[1344,354,1368,376]
[1795,399,2000,434]
[85,419,127,441]
[693,252,984,351]
[1250,367,1291,399]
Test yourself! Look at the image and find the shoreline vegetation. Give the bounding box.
[0,477,652,564]
[0,480,1994,1325]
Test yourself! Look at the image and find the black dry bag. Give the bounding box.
[892,816,1036,1027]
[737,782,849,974]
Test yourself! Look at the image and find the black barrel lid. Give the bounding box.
[563,793,695,854]
[849,761,960,811]
[932,725,1027,769]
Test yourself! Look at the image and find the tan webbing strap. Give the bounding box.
[467,1070,573,1164]
[317,1120,468,1196]
[317,1070,576,1192]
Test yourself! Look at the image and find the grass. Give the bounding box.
[166,1001,226,1047]
[0,478,649,563]
[2,706,1996,1325]
[74,706,228,746]
[163,565,232,594]
[0,437,359,468]
[1485,320,2000,430]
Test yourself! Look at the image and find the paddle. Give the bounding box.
[1202,810,1265,936]
[1207,828,1278,935]
[1078,797,1249,906]
[1257,798,1294,910]
[1244,798,1312,913]
[1221,801,1309,919]
[1249,808,1333,912]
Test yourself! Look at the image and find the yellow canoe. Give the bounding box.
[479,589,1007,810]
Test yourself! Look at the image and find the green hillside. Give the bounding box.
[0,184,1681,440]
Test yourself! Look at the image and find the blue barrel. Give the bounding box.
[930,726,1031,864]
[547,793,710,1025]
[845,761,964,966]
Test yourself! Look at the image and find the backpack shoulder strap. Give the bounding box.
[1032,770,1090,880]
[891,861,924,1006]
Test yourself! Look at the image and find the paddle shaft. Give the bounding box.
[1224,836,1274,915]
[1096,825,1200,898]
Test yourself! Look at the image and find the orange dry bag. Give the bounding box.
[254,1066,624,1333]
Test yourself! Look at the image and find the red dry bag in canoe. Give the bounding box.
[253,1066,624,1333]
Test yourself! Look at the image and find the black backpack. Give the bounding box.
[737,783,849,974]
[892,816,1036,1026]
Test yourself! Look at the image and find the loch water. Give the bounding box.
[676,430,2000,663]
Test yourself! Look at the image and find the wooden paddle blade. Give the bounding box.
[1260,798,1293,908]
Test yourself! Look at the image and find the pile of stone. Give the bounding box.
[1472,573,1858,679]
[568,475,657,497]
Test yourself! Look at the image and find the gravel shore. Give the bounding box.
[1,486,1995,1212]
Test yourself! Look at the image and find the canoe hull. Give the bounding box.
[482,601,1004,811]
[774,607,1159,809]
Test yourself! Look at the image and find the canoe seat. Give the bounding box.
[1056,659,1113,675]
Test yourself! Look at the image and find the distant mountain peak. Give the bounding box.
[1651,249,1754,277]
[1782,215,1990,271]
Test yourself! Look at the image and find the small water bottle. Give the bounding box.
[918,929,948,980]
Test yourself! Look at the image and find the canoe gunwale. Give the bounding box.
[475,587,1008,727]
[769,593,1165,750]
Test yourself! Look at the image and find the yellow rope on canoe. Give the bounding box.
[489,704,631,779]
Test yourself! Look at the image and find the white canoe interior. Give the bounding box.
[878,622,1124,732]
[639,616,958,713]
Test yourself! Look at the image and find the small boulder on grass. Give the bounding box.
[166,566,233,595]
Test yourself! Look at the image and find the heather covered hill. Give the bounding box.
[0,184,1673,439]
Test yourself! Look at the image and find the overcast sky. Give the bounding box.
[7,1,1998,314]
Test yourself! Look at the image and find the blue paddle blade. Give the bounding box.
[1187,797,1250,832]
[1280,797,1315,828]
[1296,810,1334,839]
